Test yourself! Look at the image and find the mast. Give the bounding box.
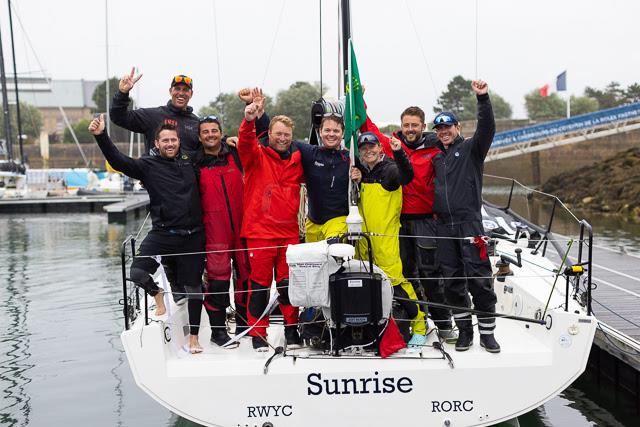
[340,0,363,235]
[8,0,23,163]
[0,18,14,161]
[340,0,351,96]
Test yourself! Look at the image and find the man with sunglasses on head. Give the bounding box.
[110,68,200,154]
[360,98,456,344]
[431,79,500,353]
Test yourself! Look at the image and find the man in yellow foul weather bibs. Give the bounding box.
[350,132,428,348]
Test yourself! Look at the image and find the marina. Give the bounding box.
[1,0,640,426]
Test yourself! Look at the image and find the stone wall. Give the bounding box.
[484,128,640,185]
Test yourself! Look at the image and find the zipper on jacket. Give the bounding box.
[220,175,235,233]
[444,157,453,225]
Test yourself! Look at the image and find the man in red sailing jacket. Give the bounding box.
[237,92,304,351]
[361,103,456,342]
[196,115,250,348]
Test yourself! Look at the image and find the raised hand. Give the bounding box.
[237,88,253,103]
[244,102,259,122]
[119,67,143,93]
[389,135,403,151]
[88,114,106,135]
[251,87,265,117]
[226,136,238,147]
[471,80,488,95]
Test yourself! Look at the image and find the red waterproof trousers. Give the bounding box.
[245,237,299,337]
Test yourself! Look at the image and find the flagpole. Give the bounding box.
[566,70,570,118]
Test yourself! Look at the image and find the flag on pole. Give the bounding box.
[539,84,549,97]
[344,40,366,155]
[556,71,567,91]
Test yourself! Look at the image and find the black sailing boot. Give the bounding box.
[480,334,501,353]
[284,325,303,349]
[209,310,237,348]
[453,312,474,351]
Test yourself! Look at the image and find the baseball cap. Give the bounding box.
[357,132,380,147]
[171,75,193,90]
[432,112,459,128]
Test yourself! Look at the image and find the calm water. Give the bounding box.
[0,213,638,426]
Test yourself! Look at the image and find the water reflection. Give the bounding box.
[0,218,33,427]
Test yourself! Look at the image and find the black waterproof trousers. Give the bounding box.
[435,220,496,336]
[400,216,452,330]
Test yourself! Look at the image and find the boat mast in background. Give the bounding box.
[0,16,14,162]
[7,0,24,163]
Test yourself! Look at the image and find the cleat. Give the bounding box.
[455,330,474,351]
[480,334,501,353]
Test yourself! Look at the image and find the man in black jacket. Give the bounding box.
[432,79,499,353]
[110,68,200,154]
[89,115,206,354]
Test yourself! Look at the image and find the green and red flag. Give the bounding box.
[344,39,366,156]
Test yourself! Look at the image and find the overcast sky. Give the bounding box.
[2,0,639,124]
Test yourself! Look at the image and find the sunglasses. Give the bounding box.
[434,115,454,125]
[199,115,220,123]
[323,112,343,119]
[173,75,193,85]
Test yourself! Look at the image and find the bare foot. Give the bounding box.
[154,291,166,316]
[189,335,203,354]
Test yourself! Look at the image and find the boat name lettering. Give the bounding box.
[307,372,413,396]
[431,400,474,412]
[247,405,293,418]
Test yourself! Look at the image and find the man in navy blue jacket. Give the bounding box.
[432,79,500,353]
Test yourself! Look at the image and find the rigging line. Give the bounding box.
[261,0,287,88]
[212,0,223,97]
[403,0,438,99]
[593,299,640,329]
[134,244,290,259]
[319,0,323,98]
[134,212,151,241]
[543,239,573,317]
[474,0,479,79]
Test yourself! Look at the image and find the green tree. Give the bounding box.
[570,95,599,116]
[584,82,626,109]
[460,91,512,120]
[64,119,94,144]
[92,77,133,142]
[274,81,322,140]
[378,124,400,135]
[524,90,566,120]
[434,75,472,117]
[436,76,512,120]
[199,91,274,136]
[0,102,43,141]
[624,83,640,103]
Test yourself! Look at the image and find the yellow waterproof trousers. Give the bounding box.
[357,183,426,335]
[305,216,348,243]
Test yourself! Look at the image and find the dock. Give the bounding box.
[545,242,640,413]
[0,193,149,223]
